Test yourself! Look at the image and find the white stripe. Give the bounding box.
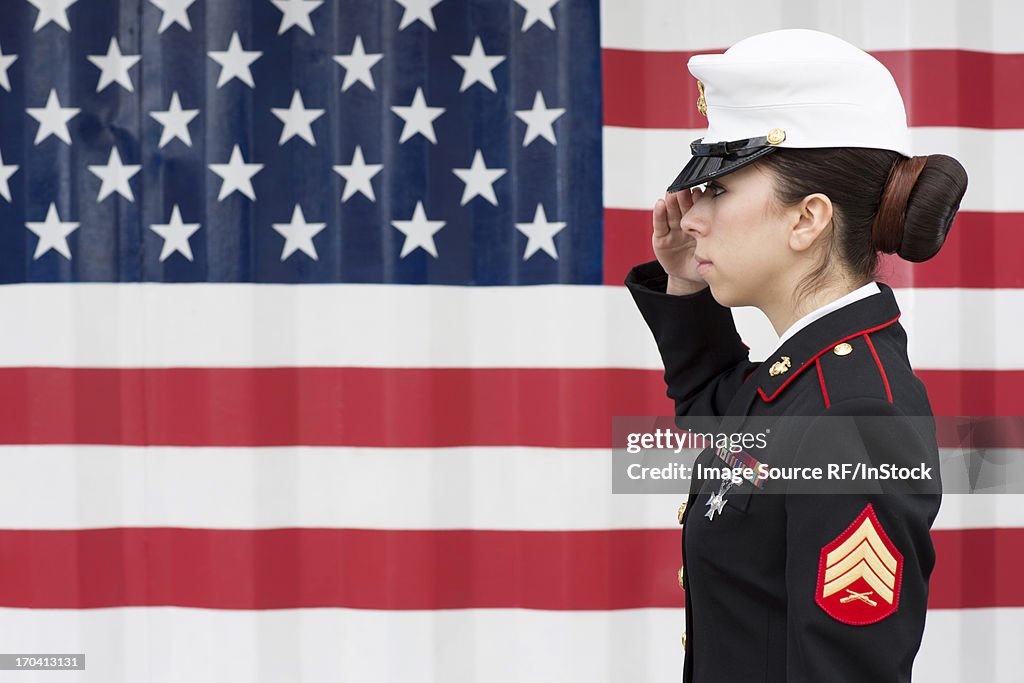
[604,126,1024,213]
[895,288,1024,371]
[601,0,1024,54]
[0,446,1018,530]
[915,608,1024,682]
[0,445,680,530]
[0,282,661,369]
[0,606,1018,682]
[0,285,1021,369]
[0,607,684,683]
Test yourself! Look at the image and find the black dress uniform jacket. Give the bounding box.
[625,260,941,683]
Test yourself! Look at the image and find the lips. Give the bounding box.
[694,255,713,275]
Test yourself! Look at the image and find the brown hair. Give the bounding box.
[757,148,968,299]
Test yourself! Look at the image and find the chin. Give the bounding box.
[707,283,752,309]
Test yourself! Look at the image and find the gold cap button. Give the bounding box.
[833,342,853,356]
[682,632,687,649]
[677,565,685,590]
[767,128,786,144]
[677,502,687,524]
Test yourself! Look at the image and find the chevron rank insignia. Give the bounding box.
[815,503,903,625]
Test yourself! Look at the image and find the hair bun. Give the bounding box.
[871,154,968,262]
[897,154,968,262]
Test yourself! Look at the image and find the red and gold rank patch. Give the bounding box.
[815,503,904,625]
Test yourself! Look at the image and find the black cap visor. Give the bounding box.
[666,136,779,192]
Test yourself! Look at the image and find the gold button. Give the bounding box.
[677,565,685,590]
[677,502,687,524]
[682,632,687,649]
[833,342,853,356]
[767,128,786,145]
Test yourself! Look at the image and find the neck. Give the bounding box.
[762,279,862,338]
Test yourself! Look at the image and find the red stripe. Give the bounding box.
[602,48,1024,130]
[604,209,1024,290]
[863,333,894,403]
[917,370,1024,419]
[1,367,1021,447]
[0,367,672,447]
[0,527,1015,610]
[815,357,830,409]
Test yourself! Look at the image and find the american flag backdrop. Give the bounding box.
[0,0,1021,680]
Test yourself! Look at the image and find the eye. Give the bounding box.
[705,181,726,197]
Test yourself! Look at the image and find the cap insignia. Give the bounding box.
[768,356,791,376]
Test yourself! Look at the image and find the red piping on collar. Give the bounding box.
[815,357,830,409]
[757,314,901,403]
[862,333,893,403]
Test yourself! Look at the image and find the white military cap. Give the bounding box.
[667,29,912,192]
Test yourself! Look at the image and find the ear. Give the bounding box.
[788,193,834,252]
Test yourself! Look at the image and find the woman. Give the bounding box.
[625,29,967,682]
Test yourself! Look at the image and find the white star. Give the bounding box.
[391,201,445,258]
[452,150,506,206]
[26,203,79,260]
[333,36,382,92]
[208,32,262,89]
[150,91,199,148]
[333,146,383,203]
[26,0,79,32]
[514,0,558,31]
[451,36,505,93]
[515,91,565,146]
[0,149,19,203]
[514,204,566,260]
[209,145,264,201]
[270,0,323,35]
[271,90,324,146]
[272,205,327,261]
[27,89,80,146]
[394,0,443,31]
[150,205,201,262]
[87,37,141,93]
[391,87,445,144]
[149,0,198,33]
[0,42,17,92]
[88,147,142,202]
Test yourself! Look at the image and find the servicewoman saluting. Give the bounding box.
[625,29,967,682]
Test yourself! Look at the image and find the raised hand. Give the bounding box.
[652,188,708,294]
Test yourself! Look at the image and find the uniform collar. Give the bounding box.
[771,281,881,354]
[754,282,901,403]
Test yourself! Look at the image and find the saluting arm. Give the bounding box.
[625,259,755,417]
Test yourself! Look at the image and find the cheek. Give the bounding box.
[718,219,780,280]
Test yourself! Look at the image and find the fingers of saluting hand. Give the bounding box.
[665,190,686,229]
[680,187,703,217]
[653,189,702,237]
[652,197,671,238]
[653,191,684,239]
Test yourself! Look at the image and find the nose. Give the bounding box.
[680,189,710,237]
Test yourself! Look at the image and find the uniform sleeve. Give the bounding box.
[783,397,941,682]
[624,260,756,417]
